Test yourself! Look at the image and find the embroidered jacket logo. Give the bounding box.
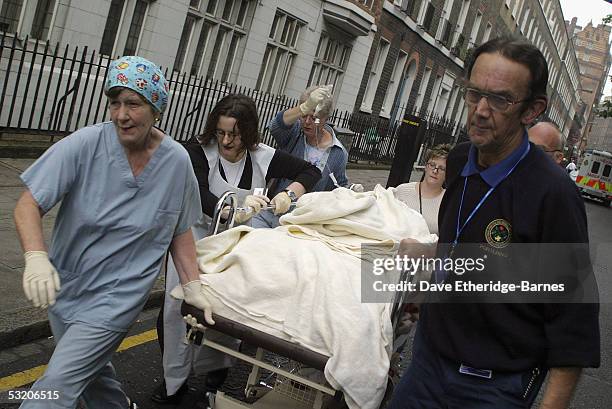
[485,219,511,248]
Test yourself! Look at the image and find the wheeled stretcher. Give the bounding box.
[181,191,415,409]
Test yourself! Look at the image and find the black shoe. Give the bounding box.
[151,381,188,404]
[204,368,229,392]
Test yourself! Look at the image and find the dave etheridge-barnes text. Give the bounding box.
[373,279,565,293]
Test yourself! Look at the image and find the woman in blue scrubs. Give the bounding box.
[13,56,214,409]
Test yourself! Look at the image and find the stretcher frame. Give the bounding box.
[184,191,410,409]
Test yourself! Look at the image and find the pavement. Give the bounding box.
[0,158,417,349]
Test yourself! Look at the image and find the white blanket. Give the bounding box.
[194,185,437,409]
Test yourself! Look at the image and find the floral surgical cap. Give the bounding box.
[104,56,169,113]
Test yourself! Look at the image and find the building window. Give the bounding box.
[469,11,482,47]
[414,66,431,113]
[0,0,24,33]
[394,59,417,120]
[183,1,253,81]
[361,38,389,111]
[174,14,197,72]
[421,2,435,33]
[435,0,453,45]
[520,7,529,33]
[221,31,241,82]
[398,0,419,18]
[427,75,442,113]
[256,9,305,94]
[381,51,407,116]
[123,0,148,55]
[191,21,212,76]
[451,0,470,50]
[30,0,56,40]
[206,0,218,15]
[190,0,201,8]
[221,0,234,21]
[235,0,248,26]
[207,26,227,78]
[100,0,126,56]
[482,22,492,43]
[307,32,352,93]
[433,83,451,117]
[512,0,522,20]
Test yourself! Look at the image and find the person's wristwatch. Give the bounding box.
[284,189,297,202]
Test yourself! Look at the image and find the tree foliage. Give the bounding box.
[604,14,612,24]
[598,100,612,118]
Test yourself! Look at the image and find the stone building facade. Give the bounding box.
[566,18,612,151]
[586,116,612,153]
[0,0,590,140]
[352,0,584,144]
[0,0,379,112]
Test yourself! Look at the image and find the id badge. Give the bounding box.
[459,364,493,379]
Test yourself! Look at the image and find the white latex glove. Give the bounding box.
[299,85,332,116]
[182,280,215,325]
[23,251,61,308]
[220,205,230,220]
[183,313,206,331]
[244,194,269,213]
[235,194,269,224]
[314,85,333,117]
[234,208,254,224]
[350,183,364,193]
[271,191,291,215]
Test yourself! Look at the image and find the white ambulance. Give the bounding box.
[575,150,612,207]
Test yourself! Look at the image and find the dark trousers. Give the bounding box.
[388,326,547,409]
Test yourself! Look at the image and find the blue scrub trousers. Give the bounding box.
[20,309,129,409]
[388,325,546,409]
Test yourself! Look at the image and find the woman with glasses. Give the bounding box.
[393,144,451,235]
[251,84,364,229]
[391,144,451,339]
[153,94,320,404]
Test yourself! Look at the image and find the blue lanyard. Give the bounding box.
[452,143,530,249]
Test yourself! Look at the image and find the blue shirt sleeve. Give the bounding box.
[174,159,202,236]
[334,148,349,187]
[269,110,301,150]
[20,130,84,213]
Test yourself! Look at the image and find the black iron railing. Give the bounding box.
[0,32,465,164]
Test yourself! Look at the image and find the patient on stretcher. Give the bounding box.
[171,185,437,409]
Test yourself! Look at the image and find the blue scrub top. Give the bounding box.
[21,122,202,331]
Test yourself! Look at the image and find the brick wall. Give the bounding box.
[353,0,525,123]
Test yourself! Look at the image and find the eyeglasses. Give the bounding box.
[462,87,530,112]
[426,162,446,172]
[215,129,240,142]
[301,114,320,123]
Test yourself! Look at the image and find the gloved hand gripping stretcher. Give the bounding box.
[174,186,438,409]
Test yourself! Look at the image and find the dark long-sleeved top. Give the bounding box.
[184,142,321,217]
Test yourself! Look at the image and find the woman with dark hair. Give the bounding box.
[153,93,321,404]
[393,144,451,235]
